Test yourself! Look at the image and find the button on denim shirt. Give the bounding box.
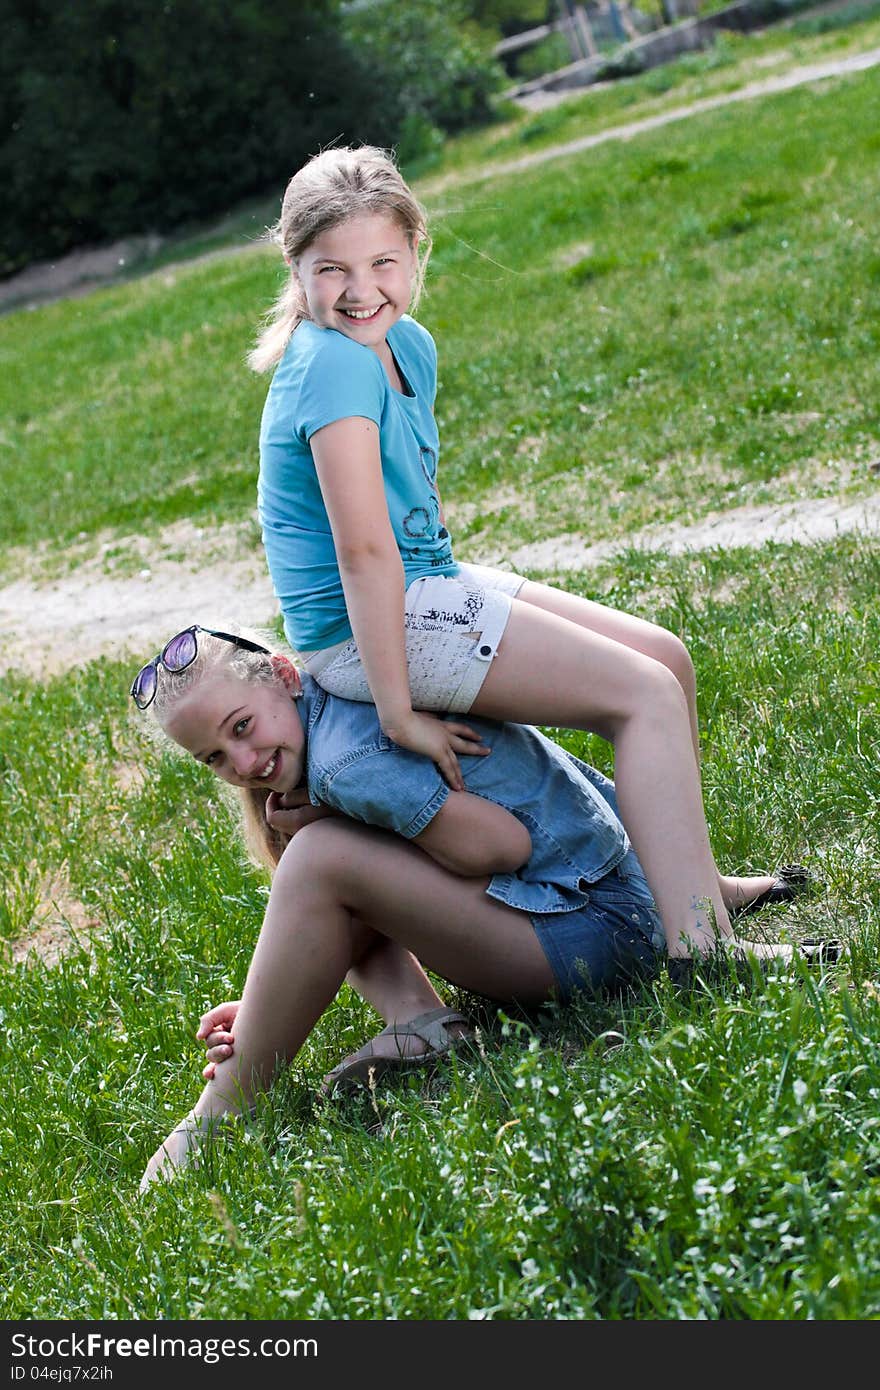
[297,678,630,916]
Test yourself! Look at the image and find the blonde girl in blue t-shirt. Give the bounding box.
[249,145,805,963]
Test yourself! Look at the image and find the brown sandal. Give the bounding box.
[321,1007,474,1095]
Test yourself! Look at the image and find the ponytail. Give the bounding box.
[247,268,308,375]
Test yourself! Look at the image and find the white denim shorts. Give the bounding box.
[302,562,527,713]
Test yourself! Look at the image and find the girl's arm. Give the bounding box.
[265,785,531,878]
[311,416,480,790]
[412,792,532,877]
[267,785,339,832]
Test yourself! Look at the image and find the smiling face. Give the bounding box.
[164,669,306,797]
[295,212,416,353]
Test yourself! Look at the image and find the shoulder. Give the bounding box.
[327,748,448,839]
[306,684,383,769]
[307,691,448,837]
[389,316,437,403]
[276,323,387,437]
[288,321,386,381]
[297,672,324,727]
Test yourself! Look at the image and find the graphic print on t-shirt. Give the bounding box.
[401,445,449,557]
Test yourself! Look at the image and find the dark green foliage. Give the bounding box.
[1,0,495,275]
[343,0,505,152]
[468,0,548,30]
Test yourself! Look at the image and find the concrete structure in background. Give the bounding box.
[502,0,816,105]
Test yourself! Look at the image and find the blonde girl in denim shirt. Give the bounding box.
[131,627,810,1190]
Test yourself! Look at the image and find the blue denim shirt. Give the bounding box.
[296,677,630,916]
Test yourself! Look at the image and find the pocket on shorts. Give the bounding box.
[581,859,662,963]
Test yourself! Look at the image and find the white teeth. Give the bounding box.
[342,306,381,320]
[257,755,277,780]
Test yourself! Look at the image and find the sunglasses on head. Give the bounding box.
[130,625,271,710]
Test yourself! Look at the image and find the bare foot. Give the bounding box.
[720,874,777,914]
[721,866,815,919]
[139,1115,205,1192]
[138,1110,244,1193]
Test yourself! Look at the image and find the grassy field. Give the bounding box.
[0,11,879,1320]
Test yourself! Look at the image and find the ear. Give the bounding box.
[270,653,303,698]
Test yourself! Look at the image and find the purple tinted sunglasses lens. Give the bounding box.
[131,663,157,709]
[162,628,198,672]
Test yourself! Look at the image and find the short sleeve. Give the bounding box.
[321,747,449,838]
[296,332,386,442]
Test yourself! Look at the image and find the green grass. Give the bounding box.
[426,76,880,558]
[2,13,880,1320]
[1,537,878,1319]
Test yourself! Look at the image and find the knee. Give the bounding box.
[274,819,353,888]
[632,657,691,730]
[651,628,696,703]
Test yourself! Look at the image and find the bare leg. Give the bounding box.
[345,938,441,1027]
[336,936,469,1076]
[516,579,704,755]
[514,580,776,913]
[140,822,555,1186]
[470,598,730,955]
[201,938,453,1084]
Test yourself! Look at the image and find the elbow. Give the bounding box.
[427,845,483,877]
[336,537,400,572]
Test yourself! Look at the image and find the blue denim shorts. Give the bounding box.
[529,850,665,1001]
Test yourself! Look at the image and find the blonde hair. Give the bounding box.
[150,629,296,873]
[248,144,432,374]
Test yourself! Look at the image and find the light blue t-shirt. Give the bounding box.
[295,676,633,917]
[258,315,459,652]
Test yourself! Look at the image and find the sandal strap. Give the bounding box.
[378,1007,470,1046]
[321,1008,474,1091]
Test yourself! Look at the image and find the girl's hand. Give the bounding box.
[384,711,489,792]
[265,787,339,837]
[196,1000,241,1080]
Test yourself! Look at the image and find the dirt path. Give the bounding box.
[0,522,277,679]
[2,493,878,680]
[501,492,880,571]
